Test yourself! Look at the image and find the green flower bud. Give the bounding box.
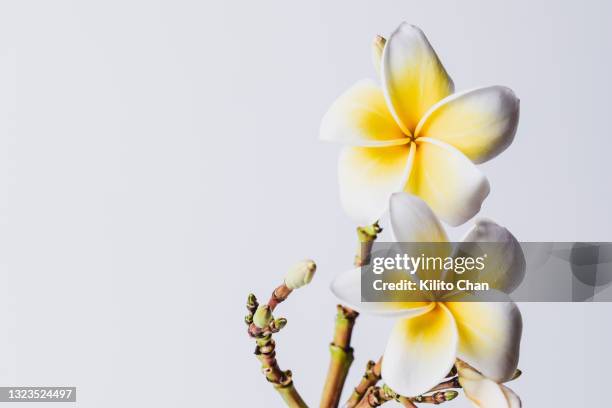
[272,318,287,331]
[444,391,458,401]
[253,305,273,329]
[510,369,522,380]
[246,293,258,311]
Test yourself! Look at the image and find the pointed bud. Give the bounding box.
[246,293,258,311]
[272,318,287,331]
[357,221,382,243]
[244,314,253,325]
[510,369,522,380]
[253,305,273,329]
[371,35,387,75]
[443,391,458,401]
[284,260,316,290]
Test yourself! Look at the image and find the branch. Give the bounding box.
[245,261,316,408]
[354,222,383,266]
[354,385,458,408]
[319,305,359,408]
[410,391,458,405]
[320,222,381,408]
[345,359,382,408]
[353,386,397,408]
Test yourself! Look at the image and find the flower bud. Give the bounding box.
[272,318,287,331]
[284,260,316,290]
[246,293,258,311]
[510,369,522,380]
[443,391,458,401]
[371,35,387,75]
[244,314,253,325]
[253,305,273,329]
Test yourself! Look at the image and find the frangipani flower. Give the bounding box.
[321,23,520,226]
[456,360,522,408]
[331,193,523,396]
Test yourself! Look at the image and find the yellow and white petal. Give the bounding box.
[457,219,526,293]
[382,23,454,135]
[321,79,408,147]
[415,86,520,164]
[389,192,449,242]
[406,138,490,226]
[339,143,415,225]
[445,300,522,383]
[330,267,435,317]
[382,304,458,396]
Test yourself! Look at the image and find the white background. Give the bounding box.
[1,1,611,406]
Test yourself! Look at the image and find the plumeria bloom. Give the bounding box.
[321,23,520,226]
[456,360,522,408]
[331,193,524,396]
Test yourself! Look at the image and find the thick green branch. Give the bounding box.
[319,305,359,408]
[354,222,382,266]
[320,222,382,408]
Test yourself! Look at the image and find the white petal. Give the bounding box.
[445,300,522,383]
[320,79,408,147]
[460,375,510,408]
[501,385,522,408]
[456,218,526,293]
[457,361,522,408]
[339,143,415,225]
[389,192,449,242]
[371,35,386,77]
[382,23,454,134]
[382,304,458,396]
[406,138,490,226]
[415,86,520,163]
[330,267,434,317]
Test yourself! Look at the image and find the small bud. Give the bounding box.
[371,35,387,75]
[274,317,287,330]
[246,293,258,311]
[443,391,458,401]
[272,318,287,331]
[510,369,522,380]
[357,221,382,243]
[284,260,316,290]
[244,314,253,325]
[381,384,397,400]
[253,305,273,329]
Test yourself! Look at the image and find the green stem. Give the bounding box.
[319,305,359,408]
[275,376,309,408]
